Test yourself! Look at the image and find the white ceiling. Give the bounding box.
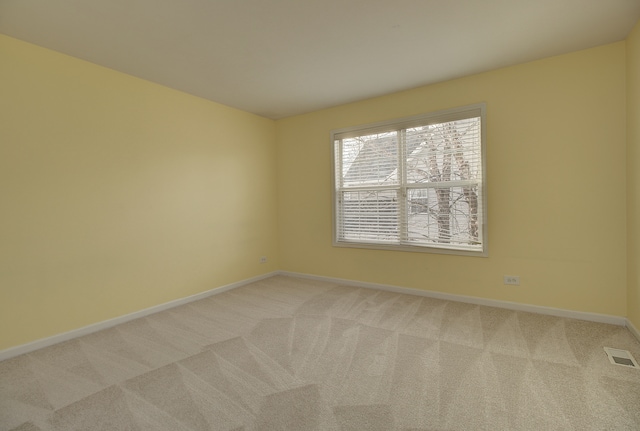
[1,0,639,119]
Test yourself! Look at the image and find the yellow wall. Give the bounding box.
[1,30,636,352]
[628,20,640,330]
[0,35,279,350]
[277,42,628,316]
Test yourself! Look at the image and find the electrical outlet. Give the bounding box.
[260,256,267,264]
[503,275,520,285]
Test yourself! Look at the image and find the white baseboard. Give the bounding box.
[627,319,640,343]
[0,271,278,362]
[279,271,628,327]
[2,270,634,362]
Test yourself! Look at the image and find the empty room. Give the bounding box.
[1,0,640,430]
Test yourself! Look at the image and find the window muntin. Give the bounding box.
[332,104,486,256]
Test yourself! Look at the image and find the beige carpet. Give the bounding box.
[1,275,640,430]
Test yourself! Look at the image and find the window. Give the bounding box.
[332,104,487,256]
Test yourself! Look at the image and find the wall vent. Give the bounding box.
[603,347,639,369]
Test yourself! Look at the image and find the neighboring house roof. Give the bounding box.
[342,133,422,187]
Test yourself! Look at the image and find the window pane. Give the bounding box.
[406,187,481,249]
[332,104,486,255]
[340,190,399,242]
[341,131,398,187]
[405,118,481,185]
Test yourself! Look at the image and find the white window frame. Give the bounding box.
[331,103,488,257]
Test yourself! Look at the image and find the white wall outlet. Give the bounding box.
[503,275,520,285]
[260,256,267,264]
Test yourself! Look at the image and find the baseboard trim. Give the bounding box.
[2,270,633,362]
[627,319,640,343]
[0,271,278,362]
[279,271,628,327]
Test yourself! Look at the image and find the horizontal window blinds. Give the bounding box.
[333,104,486,255]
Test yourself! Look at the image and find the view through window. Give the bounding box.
[332,104,487,256]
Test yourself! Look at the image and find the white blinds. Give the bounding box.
[339,131,398,188]
[333,105,485,254]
